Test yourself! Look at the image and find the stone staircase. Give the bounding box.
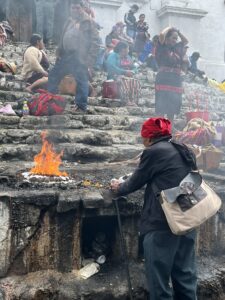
[0,43,225,299]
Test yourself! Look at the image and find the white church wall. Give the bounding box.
[92,0,225,81]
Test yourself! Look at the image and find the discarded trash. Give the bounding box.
[79,262,100,279]
[96,255,106,265]
[82,258,95,267]
[0,104,16,115]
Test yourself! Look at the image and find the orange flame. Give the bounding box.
[30,131,68,177]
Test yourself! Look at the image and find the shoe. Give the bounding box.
[71,104,86,114]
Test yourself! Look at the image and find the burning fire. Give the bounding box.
[30,131,68,177]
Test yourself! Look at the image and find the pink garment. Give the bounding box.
[0,24,7,47]
[0,104,16,115]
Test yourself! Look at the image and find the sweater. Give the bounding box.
[106,52,135,79]
[21,46,46,80]
[117,138,196,235]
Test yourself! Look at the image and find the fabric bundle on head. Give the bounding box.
[159,26,174,45]
[141,117,172,139]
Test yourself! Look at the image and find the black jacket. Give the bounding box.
[117,137,196,235]
[124,11,136,31]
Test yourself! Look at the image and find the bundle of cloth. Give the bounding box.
[175,118,216,146]
[0,21,14,47]
[0,58,16,75]
[208,79,225,93]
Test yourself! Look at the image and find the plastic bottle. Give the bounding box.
[22,100,29,116]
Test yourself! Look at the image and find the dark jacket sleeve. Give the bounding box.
[117,149,156,196]
[56,19,70,58]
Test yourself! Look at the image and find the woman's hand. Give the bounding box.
[111,179,120,192]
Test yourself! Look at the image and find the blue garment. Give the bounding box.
[189,56,198,73]
[143,230,197,300]
[139,40,153,63]
[106,51,134,79]
[48,53,88,111]
[126,28,136,39]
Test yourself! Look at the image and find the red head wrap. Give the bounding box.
[141,117,172,139]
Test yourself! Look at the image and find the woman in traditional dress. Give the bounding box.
[106,41,141,105]
[155,27,188,121]
[134,14,149,56]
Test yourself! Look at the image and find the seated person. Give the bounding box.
[138,33,153,64]
[22,34,49,92]
[188,52,206,79]
[106,41,140,106]
[105,22,133,48]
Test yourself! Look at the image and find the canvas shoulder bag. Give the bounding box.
[152,143,222,235]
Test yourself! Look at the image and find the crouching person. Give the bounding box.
[22,34,49,93]
[111,117,197,300]
[48,0,100,113]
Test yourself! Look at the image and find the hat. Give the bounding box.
[141,117,172,139]
[5,62,17,74]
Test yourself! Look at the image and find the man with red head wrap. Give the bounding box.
[111,117,197,300]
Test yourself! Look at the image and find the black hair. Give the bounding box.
[30,34,42,46]
[191,52,200,59]
[152,35,159,42]
[165,29,178,39]
[131,4,139,11]
[139,14,145,18]
[114,41,129,54]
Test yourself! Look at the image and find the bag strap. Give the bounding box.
[151,181,160,195]
[151,141,199,195]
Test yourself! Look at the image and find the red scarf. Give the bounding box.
[141,117,172,139]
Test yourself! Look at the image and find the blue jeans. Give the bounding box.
[126,28,136,39]
[143,230,197,300]
[48,53,89,111]
[35,0,54,41]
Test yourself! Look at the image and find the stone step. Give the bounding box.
[0,88,155,107]
[0,128,141,146]
[0,160,138,186]
[0,100,155,117]
[0,142,142,162]
[0,113,148,131]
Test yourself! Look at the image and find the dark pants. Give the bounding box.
[143,230,197,300]
[48,53,89,111]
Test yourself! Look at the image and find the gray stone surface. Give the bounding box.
[0,42,225,298]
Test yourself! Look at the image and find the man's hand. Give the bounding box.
[110,179,120,192]
[42,71,48,77]
[88,68,94,79]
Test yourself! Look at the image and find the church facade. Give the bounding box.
[92,0,225,81]
[1,0,224,80]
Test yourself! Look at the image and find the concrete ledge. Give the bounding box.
[157,5,208,18]
[90,0,122,8]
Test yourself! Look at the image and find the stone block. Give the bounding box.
[57,192,81,213]
[81,191,104,208]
